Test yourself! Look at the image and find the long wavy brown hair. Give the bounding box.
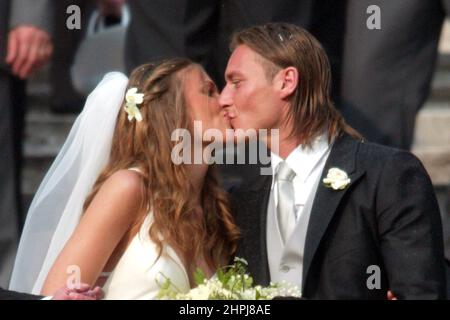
[83,59,240,272]
[231,23,362,146]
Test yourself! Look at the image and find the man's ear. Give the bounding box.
[275,67,299,100]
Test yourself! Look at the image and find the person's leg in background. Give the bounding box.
[0,73,20,287]
[10,76,25,230]
[340,0,449,296]
[124,0,220,80]
[308,0,347,103]
[339,0,446,150]
[50,0,92,114]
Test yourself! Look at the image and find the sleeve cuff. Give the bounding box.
[9,0,53,34]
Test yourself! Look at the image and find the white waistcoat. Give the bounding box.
[266,173,322,295]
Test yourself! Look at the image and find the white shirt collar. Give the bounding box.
[271,133,331,188]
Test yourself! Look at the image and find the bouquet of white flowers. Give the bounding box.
[157,257,301,300]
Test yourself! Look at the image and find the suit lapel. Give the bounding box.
[302,133,365,290]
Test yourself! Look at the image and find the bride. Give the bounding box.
[9,59,240,299]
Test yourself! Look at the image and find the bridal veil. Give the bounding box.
[9,72,129,294]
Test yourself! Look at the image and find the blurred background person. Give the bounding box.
[339,0,450,150]
[50,0,92,114]
[0,0,53,287]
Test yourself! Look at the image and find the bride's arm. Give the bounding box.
[40,170,144,296]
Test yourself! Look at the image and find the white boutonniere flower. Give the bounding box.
[124,87,144,122]
[323,167,351,190]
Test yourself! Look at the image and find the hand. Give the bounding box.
[52,283,104,300]
[387,290,398,300]
[6,25,53,79]
[96,0,126,17]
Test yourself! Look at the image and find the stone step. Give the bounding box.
[23,110,76,159]
[437,49,450,72]
[438,19,450,54]
[411,99,450,187]
[412,145,450,187]
[430,55,450,100]
[26,82,52,114]
[27,80,52,98]
[413,101,450,147]
[22,110,76,199]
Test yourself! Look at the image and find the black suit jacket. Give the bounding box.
[0,287,40,300]
[230,133,446,299]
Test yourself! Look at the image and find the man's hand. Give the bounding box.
[52,283,104,300]
[6,25,53,79]
[96,0,126,17]
[387,290,398,300]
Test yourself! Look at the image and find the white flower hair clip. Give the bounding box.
[124,87,145,122]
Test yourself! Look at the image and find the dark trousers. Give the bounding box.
[0,72,24,287]
[124,0,315,87]
[50,0,92,113]
[125,0,222,83]
[339,0,449,150]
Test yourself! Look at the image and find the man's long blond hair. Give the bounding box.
[231,23,362,146]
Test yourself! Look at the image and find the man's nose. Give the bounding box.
[219,86,232,109]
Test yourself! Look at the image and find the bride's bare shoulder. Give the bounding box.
[89,169,145,215]
[104,169,144,191]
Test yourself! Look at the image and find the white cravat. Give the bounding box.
[270,134,332,242]
[275,161,297,243]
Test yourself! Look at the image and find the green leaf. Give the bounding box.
[217,266,225,282]
[194,267,206,285]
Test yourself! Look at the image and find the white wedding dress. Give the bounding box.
[101,168,191,300]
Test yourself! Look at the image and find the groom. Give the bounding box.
[220,23,447,299]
